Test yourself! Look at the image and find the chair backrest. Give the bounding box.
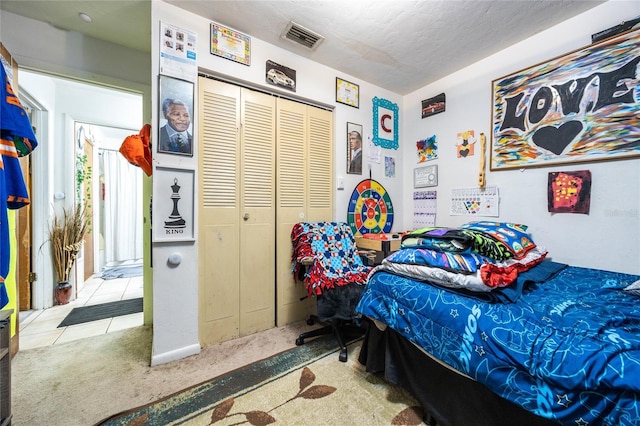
[291,222,371,296]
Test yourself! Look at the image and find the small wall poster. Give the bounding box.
[384,156,396,178]
[548,170,591,214]
[450,186,499,217]
[456,130,476,158]
[417,135,438,163]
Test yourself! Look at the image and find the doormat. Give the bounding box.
[58,298,143,328]
[100,264,143,280]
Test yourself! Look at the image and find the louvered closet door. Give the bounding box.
[198,78,276,345]
[275,98,333,326]
[239,88,276,336]
[198,78,242,345]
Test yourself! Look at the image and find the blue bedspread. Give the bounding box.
[356,263,640,425]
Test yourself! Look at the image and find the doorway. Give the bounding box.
[18,70,144,313]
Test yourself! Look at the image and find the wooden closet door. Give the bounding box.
[238,88,276,335]
[198,78,241,345]
[275,99,333,326]
[198,78,276,345]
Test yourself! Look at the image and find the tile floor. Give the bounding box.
[18,274,144,350]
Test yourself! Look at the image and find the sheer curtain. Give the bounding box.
[102,150,143,264]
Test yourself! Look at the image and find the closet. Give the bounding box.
[198,78,333,346]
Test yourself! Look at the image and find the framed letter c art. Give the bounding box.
[373,97,399,150]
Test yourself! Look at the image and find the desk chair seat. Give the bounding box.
[291,222,371,362]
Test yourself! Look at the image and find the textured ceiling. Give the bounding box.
[0,0,607,94]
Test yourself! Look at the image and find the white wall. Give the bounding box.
[150,2,404,364]
[402,1,640,275]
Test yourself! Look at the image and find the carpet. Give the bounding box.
[97,336,423,425]
[100,264,143,280]
[58,298,143,327]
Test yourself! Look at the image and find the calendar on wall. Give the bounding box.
[413,190,437,228]
[450,186,499,217]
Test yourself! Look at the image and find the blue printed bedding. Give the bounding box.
[356,223,640,425]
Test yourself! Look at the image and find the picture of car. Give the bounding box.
[266,68,295,90]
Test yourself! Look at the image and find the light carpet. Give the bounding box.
[97,337,423,425]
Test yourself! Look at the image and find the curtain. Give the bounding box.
[102,150,143,264]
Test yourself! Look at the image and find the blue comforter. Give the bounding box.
[356,263,640,425]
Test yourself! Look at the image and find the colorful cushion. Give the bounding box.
[461,221,536,259]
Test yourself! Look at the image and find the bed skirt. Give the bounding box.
[357,320,559,426]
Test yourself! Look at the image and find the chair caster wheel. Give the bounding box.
[295,337,304,346]
[339,351,347,362]
[306,318,315,325]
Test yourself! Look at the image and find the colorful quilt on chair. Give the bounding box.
[291,222,371,296]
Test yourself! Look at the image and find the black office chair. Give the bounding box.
[291,222,371,362]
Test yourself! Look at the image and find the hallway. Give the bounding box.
[17,274,143,350]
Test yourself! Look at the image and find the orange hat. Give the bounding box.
[119,124,152,176]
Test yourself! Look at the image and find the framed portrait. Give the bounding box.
[346,122,363,175]
[153,167,195,242]
[158,75,194,157]
[336,77,359,108]
[491,28,640,170]
[372,97,399,150]
[210,22,251,66]
[414,165,438,188]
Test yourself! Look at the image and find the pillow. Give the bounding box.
[461,221,536,259]
[385,246,491,274]
[624,280,640,297]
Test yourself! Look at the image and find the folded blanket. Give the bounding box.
[291,222,371,296]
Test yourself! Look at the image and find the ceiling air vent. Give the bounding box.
[282,21,325,50]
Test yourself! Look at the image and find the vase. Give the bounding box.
[55,281,72,305]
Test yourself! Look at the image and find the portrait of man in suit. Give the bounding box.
[158,75,194,156]
[159,98,193,155]
[347,124,363,174]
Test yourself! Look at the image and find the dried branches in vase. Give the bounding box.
[48,204,89,301]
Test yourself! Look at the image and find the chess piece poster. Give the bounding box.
[154,167,195,242]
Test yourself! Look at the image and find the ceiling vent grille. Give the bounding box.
[282,21,325,50]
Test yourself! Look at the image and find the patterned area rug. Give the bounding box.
[97,335,423,425]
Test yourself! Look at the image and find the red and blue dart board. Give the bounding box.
[347,179,394,236]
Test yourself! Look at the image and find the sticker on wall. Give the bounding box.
[548,170,591,214]
[417,135,438,163]
[347,179,394,236]
[456,130,476,158]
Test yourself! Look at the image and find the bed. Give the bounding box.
[355,221,640,426]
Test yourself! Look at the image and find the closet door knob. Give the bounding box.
[243,213,250,221]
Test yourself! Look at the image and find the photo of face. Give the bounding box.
[165,101,191,133]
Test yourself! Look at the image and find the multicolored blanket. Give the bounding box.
[291,222,371,296]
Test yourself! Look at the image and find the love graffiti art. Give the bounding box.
[490,28,640,170]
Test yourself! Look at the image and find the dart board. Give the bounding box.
[347,179,394,236]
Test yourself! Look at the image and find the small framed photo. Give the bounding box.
[154,167,195,242]
[336,77,359,108]
[158,75,194,157]
[414,165,438,188]
[265,60,296,92]
[210,22,251,66]
[421,93,446,118]
[347,122,363,174]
